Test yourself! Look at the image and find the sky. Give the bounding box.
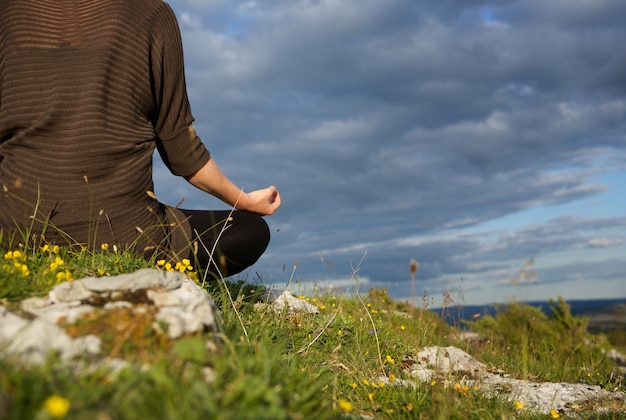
[154,0,626,306]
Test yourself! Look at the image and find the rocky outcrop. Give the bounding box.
[0,269,221,366]
[0,270,322,368]
[255,289,320,314]
[1,272,623,417]
[0,306,100,365]
[386,345,626,417]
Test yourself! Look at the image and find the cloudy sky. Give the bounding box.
[154,0,626,306]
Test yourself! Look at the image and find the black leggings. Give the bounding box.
[179,209,270,279]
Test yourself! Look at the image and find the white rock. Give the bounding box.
[0,315,100,365]
[155,308,195,339]
[1,269,221,367]
[26,303,95,324]
[0,305,29,341]
[398,345,626,416]
[50,281,92,304]
[80,268,182,293]
[21,296,53,311]
[152,280,221,339]
[409,365,436,382]
[103,301,133,310]
[416,346,487,378]
[269,290,320,314]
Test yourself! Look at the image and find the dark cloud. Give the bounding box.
[155,0,626,304]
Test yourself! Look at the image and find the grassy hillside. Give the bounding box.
[0,246,624,419]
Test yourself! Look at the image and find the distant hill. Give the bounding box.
[433,298,626,333]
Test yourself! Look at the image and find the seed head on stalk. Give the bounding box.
[409,259,419,311]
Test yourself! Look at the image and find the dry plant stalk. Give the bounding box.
[409,259,419,315]
[349,251,386,374]
[197,189,250,342]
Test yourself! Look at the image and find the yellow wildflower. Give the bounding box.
[452,382,469,395]
[19,263,30,277]
[514,400,524,410]
[44,395,70,419]
[389,373,396,381]
[385,355,395,364]
[550,409,560,419]
[49,257,65,271]
[2,260,30,277]
[338,399,353,413]
[400,324,406,331]
[368,393,374,403]
[4,250,24,260]
[56,270,73,283]
[187,271,199,282]
[350,382,357,389]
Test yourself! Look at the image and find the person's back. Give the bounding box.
[1,0,280,276]
[0,0,194,254]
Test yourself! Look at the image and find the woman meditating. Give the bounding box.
[0,0,281,278]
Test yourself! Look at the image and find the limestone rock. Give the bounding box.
[0,306,100,365]
[24,301,95,324]
[398,345,626,416]
[416,345,488,378]
[49,268,182,305]
[1,269,221,366]
[480,374,625,414]
[258,290,320,314]
[149,279,222,339]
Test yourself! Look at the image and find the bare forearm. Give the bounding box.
[186,159,245,206]
[184,158,281,215]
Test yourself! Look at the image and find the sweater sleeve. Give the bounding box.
[157,125,211,177]
[150,4,210,177]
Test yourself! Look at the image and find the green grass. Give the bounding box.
[0,246,624,419]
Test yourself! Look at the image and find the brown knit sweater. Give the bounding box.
[0,0,211,258]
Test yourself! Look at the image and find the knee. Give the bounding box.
[241,211,270,250]
[221,212,270,273]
